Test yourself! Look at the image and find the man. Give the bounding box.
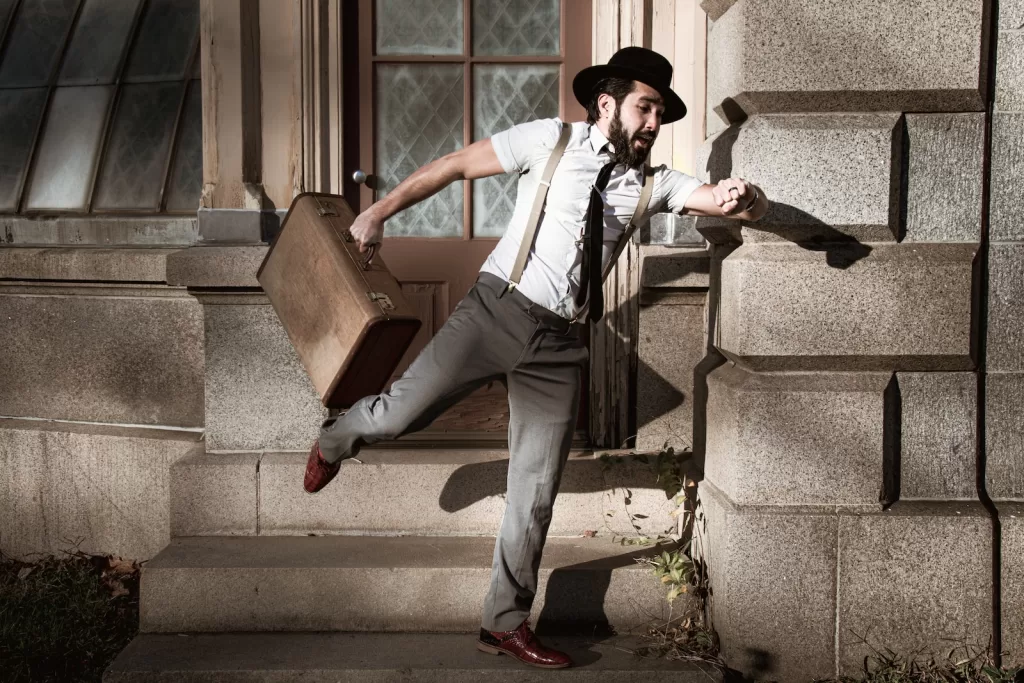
[304,47,767,669]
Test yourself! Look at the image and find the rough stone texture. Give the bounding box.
[171,453,260,537]
[698,483,838,682]
[200,295,327,451]
[636,303,705,453]
[997,31,1024,113]
[642,213,704,246]
[898,373,977,500]
[166,245,268,288]
[0,419,202,561]
[700,0,736,22]
[699,114,903,239]
[985,373,1024,500]
[718,242,976,371]
[706,0,986,134]
[904,114,985,242]
[0,284,204,426]
[990,115,1024,242]
[108,633,721,682]
[258,450,677,538]
[987,243,1024,372]
[1004,0,1024,30]
[0,215,197,246]
[705,365,887,505]
[640,247,710,289]
[837,503,993,674]
[197,209,287,244]
[140,536,673,633]
[0,247,179,282]
[1002,505,1024,667]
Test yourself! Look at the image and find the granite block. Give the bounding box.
[0,216,197,246]
[898,372,977,500]
[985,373,1024,500]
[0,420,202,561]
[904,114,984,243]
[996,31,1024,113]
[642,213,704,246]
[987,243,1024,372]
[641,246,711,289]
[706,0,986,134]
[200,295,326,451]
[837,503,993,674]
[990,114,1024,242]
[0,284,204,426]
[171,452,260,536]
[705,365,888,506]
[1002,505,1024,666]
[718,242,976,371]
[0,247,178,282]
[166,245,268,288]
[1003,0,1024,31]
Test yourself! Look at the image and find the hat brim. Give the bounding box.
[573,64,686,124]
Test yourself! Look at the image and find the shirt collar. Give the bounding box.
[588,124,612,156]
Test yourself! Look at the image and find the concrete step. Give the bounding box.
[171,449,680,538]
[105,632,721,682]
[141,535,687,634]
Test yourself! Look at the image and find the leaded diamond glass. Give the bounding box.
[376,64,463,237]
[472,64,558,237]
[376,0,462,56]
[0,88,48,211]
[123,0,199,83]
[165,80,202,212]
[472,0,559,56]
[59,0,142,85]
[93,82,183,210]
[25,85,113,211]
[0,0,80,87]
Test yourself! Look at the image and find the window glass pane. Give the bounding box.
[164,80,201,212]
[376,64,463,237]
[472,64,558,237]
[59,0,142,85]
[376,0,462,56]
[0,0,80,87]
[93,82,182,210]
[472,0,559,56]
[0,88,48,211]
[25,85,112,211]
[123,0,198,83]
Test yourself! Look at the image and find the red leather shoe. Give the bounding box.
[303,440,341,493]
[477,620,572,669]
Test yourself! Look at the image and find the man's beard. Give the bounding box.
[607,110,655,169]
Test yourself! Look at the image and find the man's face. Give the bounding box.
[604,82,664,168]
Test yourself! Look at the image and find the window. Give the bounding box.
[0,0,201,215]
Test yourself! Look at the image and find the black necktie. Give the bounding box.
[577,160,616,322]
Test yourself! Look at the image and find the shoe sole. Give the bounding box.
[476,641,572,669]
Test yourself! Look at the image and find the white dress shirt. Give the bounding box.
[480,118,702,319]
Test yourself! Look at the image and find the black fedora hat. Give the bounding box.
[573,46,686,124]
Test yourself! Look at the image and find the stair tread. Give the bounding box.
[107,633,720,680]
[147,535,675,571]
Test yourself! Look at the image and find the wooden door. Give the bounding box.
[344,0,591,443]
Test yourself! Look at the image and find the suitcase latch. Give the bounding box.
[367,292,395,311]
[317,205,339,217]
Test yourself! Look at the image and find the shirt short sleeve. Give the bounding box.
[489,118,563,174]
[655,166,704,215]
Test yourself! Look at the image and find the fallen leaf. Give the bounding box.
[582,530,597,538]
[17,567,33,580]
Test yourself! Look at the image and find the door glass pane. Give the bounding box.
[0,88,48,211]
[472,64,558,237]
[59,0,142,85]
[472,0,559,56]
[376,0,462,56]
[25,85,112,211]
[164,80,202,212]
[123,0,199,83]
[0,0,80,87]
[93,82,182,210]
[376,64,463,237]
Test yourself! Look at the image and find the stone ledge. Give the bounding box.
[0,247,180,283]
[641,246,710,288]
[171,453,260,537]
[0,215,197,246]
[166,245,269,288]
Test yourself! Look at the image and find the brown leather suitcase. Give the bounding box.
[257,193,421,408]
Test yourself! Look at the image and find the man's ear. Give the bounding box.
[597,92,615,120]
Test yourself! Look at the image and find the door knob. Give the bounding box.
[352,169,368,185]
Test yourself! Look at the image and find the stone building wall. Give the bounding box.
[696,0,1022,679]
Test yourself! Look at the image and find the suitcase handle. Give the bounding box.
[362,244,377,270]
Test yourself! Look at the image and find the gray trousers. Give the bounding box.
[319,272,587,632]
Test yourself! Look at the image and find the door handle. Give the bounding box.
[352,169,368,185]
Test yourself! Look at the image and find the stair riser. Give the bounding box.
[140,566,675,633]
[106,670,705,682]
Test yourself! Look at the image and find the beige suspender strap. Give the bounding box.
[506,122,572,292]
